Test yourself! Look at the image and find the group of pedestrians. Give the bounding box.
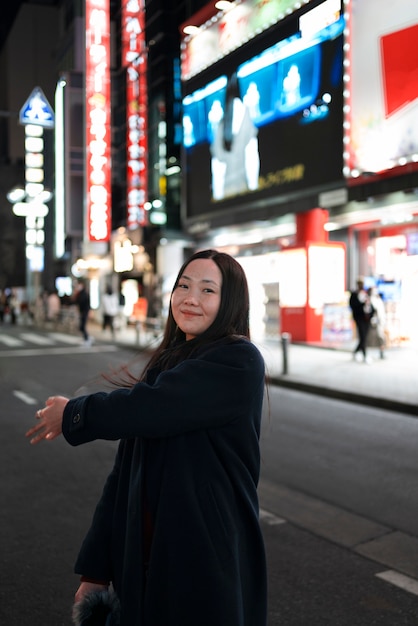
[349,278,386,363]
[0,278,125,348]
[73,280,124,346]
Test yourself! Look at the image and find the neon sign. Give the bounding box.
[85,0,111,242]
[122,0,148,229]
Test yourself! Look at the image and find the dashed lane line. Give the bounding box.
[376,570,418,597]
[13,390,38,405]
[259,509,286,526]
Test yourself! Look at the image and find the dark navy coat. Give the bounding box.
[63,338,267,626]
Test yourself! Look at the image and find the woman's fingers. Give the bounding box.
[26,425,47,445]
[25,408,51,443]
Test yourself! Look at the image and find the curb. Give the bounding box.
[267,376,418,417]
[258,479,418,581]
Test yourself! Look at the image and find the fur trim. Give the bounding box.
[72,590,121,626]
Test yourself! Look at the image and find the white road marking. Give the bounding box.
[13,390,38,405]
[0,345,118,358]
[0,334,24,347]
[48,332,85,345]
[376,570,418,597]
[20,332,55,345]
[259,509,286,525]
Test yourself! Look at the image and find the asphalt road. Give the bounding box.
[1,326,417,624]
[261,385,418,537]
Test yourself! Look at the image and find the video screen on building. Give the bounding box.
[181,0,345,221]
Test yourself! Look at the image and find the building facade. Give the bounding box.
[0,0,417,345]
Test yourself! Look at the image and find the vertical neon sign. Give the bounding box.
[122,0,148,229]
[85,0,111,242]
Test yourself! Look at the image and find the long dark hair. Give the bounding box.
[143,248,250,375]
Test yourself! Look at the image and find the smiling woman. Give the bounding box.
[26,249,267,626]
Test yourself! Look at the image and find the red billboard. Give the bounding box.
[347,0,418,178]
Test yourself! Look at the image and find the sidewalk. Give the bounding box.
[94,323,418,416]
[259,339,418,416]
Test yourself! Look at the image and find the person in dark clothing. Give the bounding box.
[74,279,91,345]
[349,278,375,363]
[26,249,268,626]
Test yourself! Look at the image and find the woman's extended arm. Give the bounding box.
[26,341,265,447]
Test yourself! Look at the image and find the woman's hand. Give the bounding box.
[74,580,109,605]
[25,395,69,444]
[72,581,110,623]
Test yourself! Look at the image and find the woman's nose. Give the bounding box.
[184,292,198,305]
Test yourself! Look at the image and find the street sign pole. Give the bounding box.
[18,87,55,307]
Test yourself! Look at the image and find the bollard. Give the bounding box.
[281,332,291,375]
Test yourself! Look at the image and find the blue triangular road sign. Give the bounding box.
[19,87,55,128]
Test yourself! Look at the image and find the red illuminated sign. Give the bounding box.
[85,0,112,242]
[380,24,418,118]
[122,0,148,229]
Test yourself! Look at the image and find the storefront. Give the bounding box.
[349,222,418,346]
[177,0,418,345]
[194,196,418,347]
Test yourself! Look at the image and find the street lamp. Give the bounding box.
[6,186,26,203]
[7,185,53,305]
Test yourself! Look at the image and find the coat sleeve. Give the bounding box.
[62,341,265,446]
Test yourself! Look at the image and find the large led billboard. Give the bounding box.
[181,0,344,222]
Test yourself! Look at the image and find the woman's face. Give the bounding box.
[171,258,222,340]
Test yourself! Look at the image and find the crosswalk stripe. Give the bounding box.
[20,332,56,345]
[0,334,24,347]
[0,330,121,355]
[48,332,84,345]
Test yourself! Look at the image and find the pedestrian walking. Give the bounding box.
[102,286,119,338]
[26,249,268,626]
[0,290,6,323]
[368,286,386,359]
[7,290,20,325]
[47,289,61,326]
[73,279,92,346]
[349,278,375,363]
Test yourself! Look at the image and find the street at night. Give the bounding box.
[1,326,417,624]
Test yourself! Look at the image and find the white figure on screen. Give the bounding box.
[210,73,260,200]
[282,64,301,107]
